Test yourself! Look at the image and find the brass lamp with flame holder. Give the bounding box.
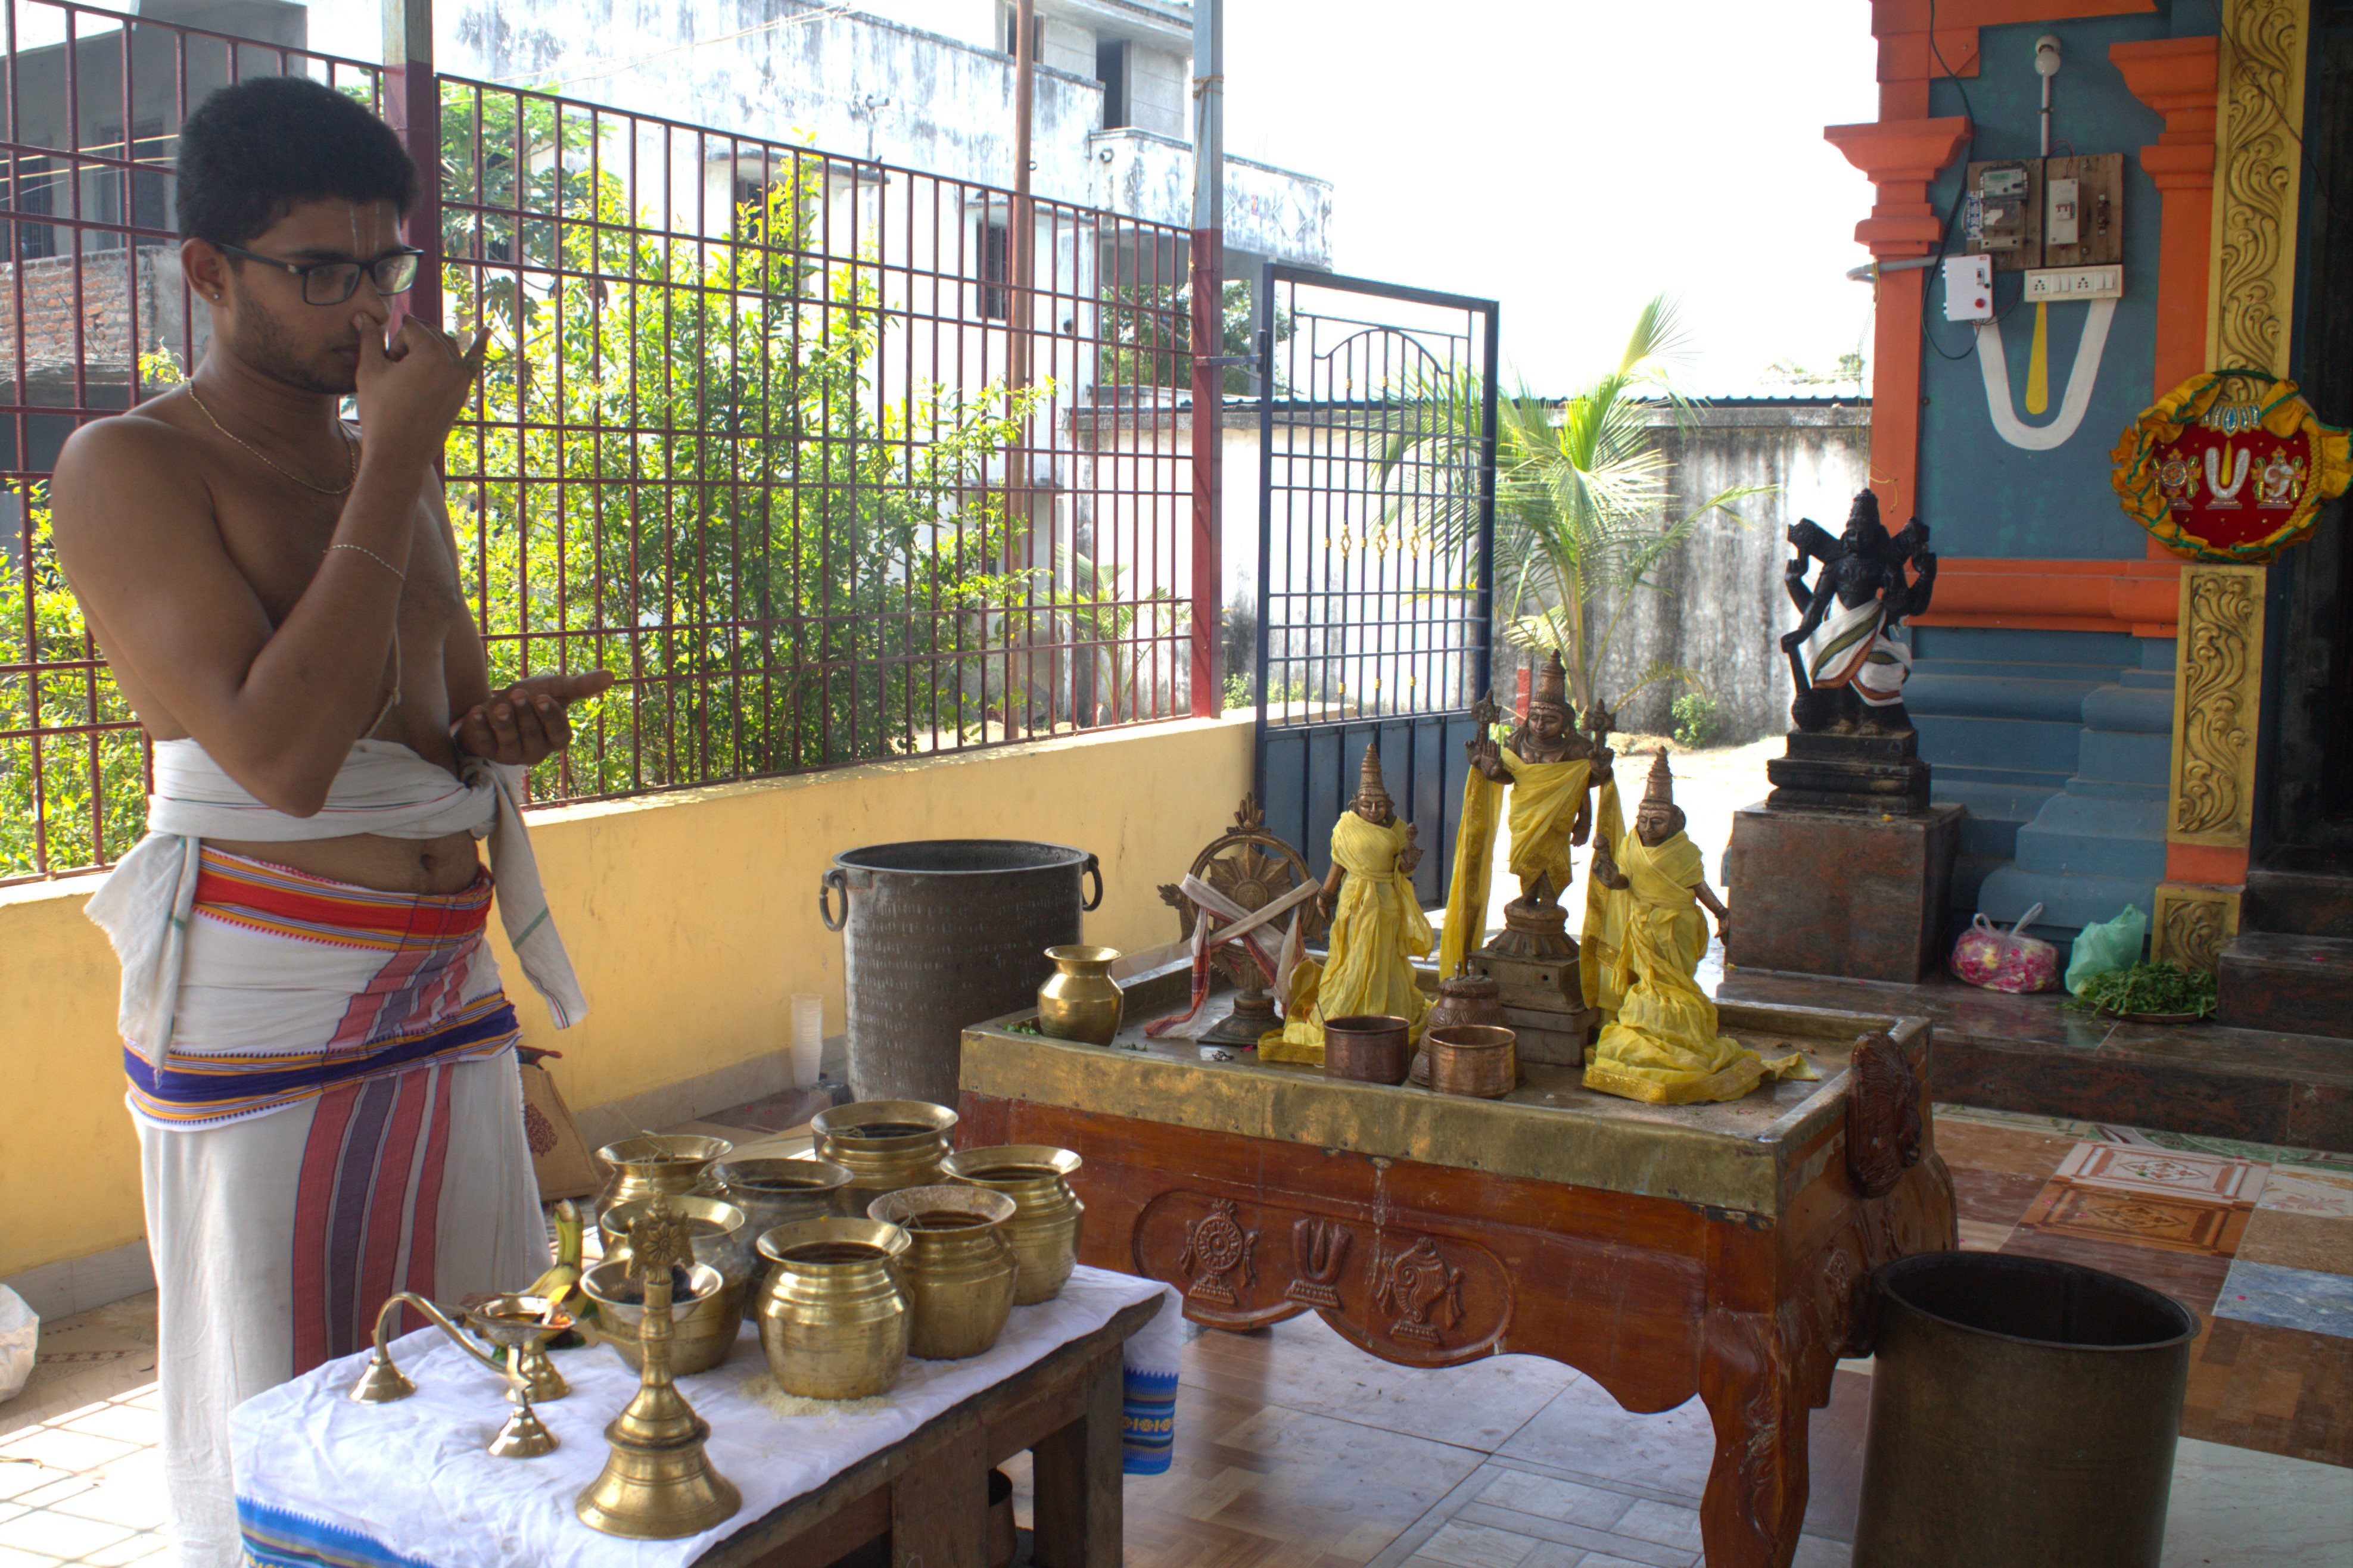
[575,1192,743,1538]
[347,1290,571,1460]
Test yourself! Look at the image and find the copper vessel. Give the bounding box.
[600,1195,754,1326]
[941,1145,1085,1304]
[814,1100,957,1206]
[867,1185,1019,1360]
[595,1134,733,1212]
[1037,944,1123,1044]
[581,1260,743,1376]
[1322,1014,1412,1085]
[754,1218,911,1399]
[1424,1024,1517,1098]
[1414,971,1508,1086]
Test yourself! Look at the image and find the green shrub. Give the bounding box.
[1672,691,1721,749]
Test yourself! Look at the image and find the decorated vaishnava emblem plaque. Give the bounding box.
[2111,370,2349,563]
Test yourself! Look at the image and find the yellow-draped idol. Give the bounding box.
[1264,811,1431,1064]
[1499,749,1589,899]
[1578,775,1627,1020]
[1584,826,1816,1105]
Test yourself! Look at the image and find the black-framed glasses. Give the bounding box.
[216,243,422,306]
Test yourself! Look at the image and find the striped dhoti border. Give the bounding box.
[136,850,546,1567]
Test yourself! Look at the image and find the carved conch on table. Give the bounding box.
[1844,1032,1924,1198]
[1374,1237,1465,1348]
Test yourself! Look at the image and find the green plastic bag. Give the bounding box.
[2066,904,2149,996]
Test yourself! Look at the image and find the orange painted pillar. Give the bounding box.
[1824,117,1973,528]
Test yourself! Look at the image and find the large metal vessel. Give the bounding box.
[819,839,1101,1105]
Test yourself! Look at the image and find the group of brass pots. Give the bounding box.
[1326,973,1517,1099]
[586,1106,1085,1403]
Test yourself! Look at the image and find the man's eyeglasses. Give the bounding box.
[216,244,422,306]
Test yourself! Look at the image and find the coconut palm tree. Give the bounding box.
[1377,295,1769,720]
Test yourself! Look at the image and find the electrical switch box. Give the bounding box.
[1964,160,2041,271]
[2039,152,2123,269]
[1943,254,1994,322]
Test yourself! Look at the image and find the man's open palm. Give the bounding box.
[451,670,615,767]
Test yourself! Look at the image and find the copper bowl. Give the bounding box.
[1322,1014,1412,1085]
[1424,1024,1516,1099]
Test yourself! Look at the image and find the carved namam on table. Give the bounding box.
[957,979,1957,1568]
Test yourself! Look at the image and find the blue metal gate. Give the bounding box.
[1252,264,1499,905]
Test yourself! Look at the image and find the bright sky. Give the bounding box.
[1220,0,1885,397]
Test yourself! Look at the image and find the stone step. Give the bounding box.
[2217,931,2353,1040]
[2244,865,2353,940]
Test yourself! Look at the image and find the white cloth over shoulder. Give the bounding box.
[85,738,586,1050]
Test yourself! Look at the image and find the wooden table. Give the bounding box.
[701,1294,1155,1568]
[957,975,1956,1568]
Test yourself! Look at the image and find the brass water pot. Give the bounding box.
[712,1159,858,1318]
[1037,944,1123,1044]
[595,1134,734,1212]
[580,1261,742,1376]
[753,1218,911,1399]
[941,1145,1085,1305]
[814,1100,957,1206]
[867,1185,1019,1360]
[600,1196,754,1311]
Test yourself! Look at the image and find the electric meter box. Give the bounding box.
[1963,154,2123,272]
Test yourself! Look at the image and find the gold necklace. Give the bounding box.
[185,384,358,496]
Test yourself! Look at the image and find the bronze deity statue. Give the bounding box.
[1779,491,1937,735]
[1464,650,1615,961]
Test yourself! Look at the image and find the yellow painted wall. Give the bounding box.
[0,714,1253,1280]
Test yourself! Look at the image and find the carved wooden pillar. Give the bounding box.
[2150,1,2311,971]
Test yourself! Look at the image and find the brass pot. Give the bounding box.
[595,1134,734,1212]
[814,1101,957,1207]
[580,1260,742,1376]
[1037,944,1123,1045]
[1322,1014,1412,1085]
[599,1195,755,1308]
[867,1185,1019,1360]
[941,1145,1085,1305]
[754,1218,911,1399]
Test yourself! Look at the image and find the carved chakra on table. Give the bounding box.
[1176,1198,1259,1306]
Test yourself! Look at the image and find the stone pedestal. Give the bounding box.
[1467,948,1595,1067]
[1765,730,1931,815]
[1724,803,1962,982]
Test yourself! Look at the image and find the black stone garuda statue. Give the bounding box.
[1779,491,1937,734]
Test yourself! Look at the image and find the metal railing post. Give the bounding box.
[382,0,441,331]
[1187,0,1223,718]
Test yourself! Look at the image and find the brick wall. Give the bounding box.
[0,245,186,384]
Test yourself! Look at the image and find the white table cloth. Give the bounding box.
[232,1267,1175,1567]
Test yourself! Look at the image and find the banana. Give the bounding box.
[524,1199,588,1320]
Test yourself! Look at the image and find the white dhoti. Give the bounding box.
[84,742,585,1567]
[1799,595,1913,707]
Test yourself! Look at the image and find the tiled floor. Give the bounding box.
[6,1100,2349,1565]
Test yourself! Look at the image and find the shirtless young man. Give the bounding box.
[49,77,607,1564]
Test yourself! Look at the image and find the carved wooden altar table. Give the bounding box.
[957,980,1957,1568]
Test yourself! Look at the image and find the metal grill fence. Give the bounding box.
[2,0,1199,883]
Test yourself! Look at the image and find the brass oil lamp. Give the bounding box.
[575,1193,743,1538]
[347,1291,571,1460]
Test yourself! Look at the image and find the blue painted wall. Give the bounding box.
[1916,11,2215,557]
[1903,4,2217,944]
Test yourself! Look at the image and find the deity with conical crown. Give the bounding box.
[1463,650,1615,961]
[1261,743,1431,1065]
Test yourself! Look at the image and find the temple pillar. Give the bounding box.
[2150,0,2310,970]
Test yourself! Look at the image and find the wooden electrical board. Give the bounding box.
[1962,153,2124,272]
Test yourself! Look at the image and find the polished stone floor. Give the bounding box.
[5,1098,2348,1565]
